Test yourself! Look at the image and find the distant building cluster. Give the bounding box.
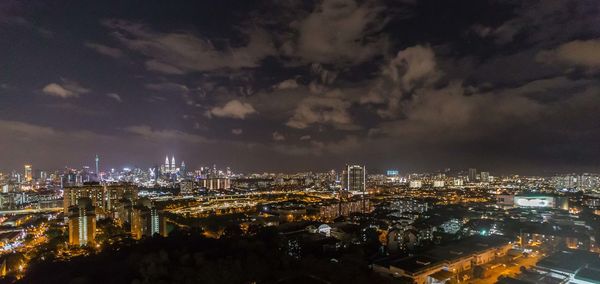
[551,173,600,192]
[64,183,167,246]
[0,159,599,283]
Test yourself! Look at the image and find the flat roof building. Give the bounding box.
[373,235,512,284]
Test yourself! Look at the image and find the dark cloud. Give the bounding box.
[102,19,276,73]
[287,96,355,129]
[282,0,388,64]
[1,0,600,173]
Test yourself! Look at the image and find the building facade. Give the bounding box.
[68,197,96,246]
[342,165,366,192]
[63,183,138,217]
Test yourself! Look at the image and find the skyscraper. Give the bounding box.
[68,197,96,246]
[95,154,99,175]
[161,155,177,174]
[342,165,366,192]
[39,171,47,181]
[24,164,32,182]
[468,168,477,182]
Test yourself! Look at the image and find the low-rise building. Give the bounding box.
[373,235,512,283]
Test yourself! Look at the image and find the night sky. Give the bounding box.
[1,0,599,174]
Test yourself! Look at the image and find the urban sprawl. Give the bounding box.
[1,156,599,284]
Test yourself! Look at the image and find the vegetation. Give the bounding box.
[16,228,397,284]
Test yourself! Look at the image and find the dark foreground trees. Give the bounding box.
[16,228,396,284]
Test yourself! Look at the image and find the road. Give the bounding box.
[468,253,541,284]
[0,207,62,215]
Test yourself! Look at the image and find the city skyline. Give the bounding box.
[2,0,600,173]
[2,154,600,176]
[2,1,600,283]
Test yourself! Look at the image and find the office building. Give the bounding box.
[342,165,366,192]
[161,155,177,175]
[468,168,477,182]
[24,165,32,182]
[480,171,490,182]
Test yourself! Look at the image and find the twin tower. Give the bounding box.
[163,155,185,174]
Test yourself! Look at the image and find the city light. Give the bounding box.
[1,1,600,283]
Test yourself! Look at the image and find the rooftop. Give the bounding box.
[574,267,600,283]
[424,235,511,262]
[373,235,512,275]
[537,250,600,274]
[383,255,444,274]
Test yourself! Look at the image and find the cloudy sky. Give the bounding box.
[1,0,599,174]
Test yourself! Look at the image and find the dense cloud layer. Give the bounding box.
[1,0,600,173]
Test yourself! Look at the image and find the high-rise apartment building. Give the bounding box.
[130,198,167,239]
[201,178,231,190]
[68,197,96,246]
[468,168,477,182]
[63,183,138,217]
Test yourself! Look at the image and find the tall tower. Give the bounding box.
[468,168,477,182]
[24,164,33,182]
[165,156,170,172]
[95,154,100,175]
[342,165,367,213]
[342,165,366,192]
[171,156,175,172]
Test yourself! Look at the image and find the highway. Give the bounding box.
[0,207,62,215]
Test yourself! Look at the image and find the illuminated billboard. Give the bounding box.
[514,196,555,208]
[387,170,399,176]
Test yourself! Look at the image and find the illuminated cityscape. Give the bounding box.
[0,160,599,283]
[1,0,600,283]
